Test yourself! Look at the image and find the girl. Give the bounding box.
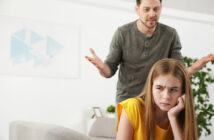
[116,58,198,140]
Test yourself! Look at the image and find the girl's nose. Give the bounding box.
[162,89,170,99]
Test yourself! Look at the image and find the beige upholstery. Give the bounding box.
[88,118,116,138]
[9,119,116,140]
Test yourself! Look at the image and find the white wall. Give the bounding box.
[0,0,214,140]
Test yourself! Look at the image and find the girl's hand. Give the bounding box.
[168,95,185,118]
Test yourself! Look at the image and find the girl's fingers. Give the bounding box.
[181,95,185,100]
[178,97,185,109]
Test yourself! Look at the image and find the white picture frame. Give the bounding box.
[0,15,80,78]
[92,107,103,118]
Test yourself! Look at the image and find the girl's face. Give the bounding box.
[152,74,183,112]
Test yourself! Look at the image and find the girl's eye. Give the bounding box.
[156,87,162,90]
[170,88,178,93]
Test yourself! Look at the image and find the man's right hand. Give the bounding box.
[85,48,105,70]
[85,48,111,78]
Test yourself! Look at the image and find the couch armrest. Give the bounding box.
[88,118,116,138]
[9,121,92,140]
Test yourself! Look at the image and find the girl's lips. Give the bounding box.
[160,103,170,106]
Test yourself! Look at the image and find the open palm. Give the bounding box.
[85,48,104,70]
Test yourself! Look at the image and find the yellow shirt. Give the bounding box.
[116,97,174,140]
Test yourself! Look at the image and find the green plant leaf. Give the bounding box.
[106,105,115,113]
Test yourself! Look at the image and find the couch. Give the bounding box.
[9,118,116,140]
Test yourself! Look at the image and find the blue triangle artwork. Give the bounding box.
[10,28,64,67]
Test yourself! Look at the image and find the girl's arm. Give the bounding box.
[117,109,134,140]
[168,95,185,140]
[168,116,184,140]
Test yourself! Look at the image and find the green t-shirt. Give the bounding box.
[104,20,184,103]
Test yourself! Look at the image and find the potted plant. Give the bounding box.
[106,105,116,118]
[184,56,214,138]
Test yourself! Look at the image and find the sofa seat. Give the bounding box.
[10,119,116,140]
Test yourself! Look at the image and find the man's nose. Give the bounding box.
[149,10,156,17]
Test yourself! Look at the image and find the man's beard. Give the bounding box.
[140,19,157,29]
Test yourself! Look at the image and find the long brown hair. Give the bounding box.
[138,58,198,140]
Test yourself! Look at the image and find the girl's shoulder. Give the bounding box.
[117,97,145,131]
[118,97,145,110]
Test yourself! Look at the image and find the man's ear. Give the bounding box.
[135,5,140,16]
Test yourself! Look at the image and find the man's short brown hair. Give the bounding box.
[136,0,162,5]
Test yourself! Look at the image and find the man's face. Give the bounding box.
[136,0,162,29]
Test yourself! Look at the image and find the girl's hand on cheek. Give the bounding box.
[168,95,185,119]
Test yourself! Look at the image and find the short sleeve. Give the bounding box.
[104,28,123,77]
[169,29,184,65]
[116,98,143,131]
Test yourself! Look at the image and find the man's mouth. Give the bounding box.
[147,19,156,21]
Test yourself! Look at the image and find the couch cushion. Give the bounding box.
[10,121,92,140]
[91,137,115,140]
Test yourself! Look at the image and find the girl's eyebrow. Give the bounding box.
[171,87,179,89]
[154,85,164,87]
[154,85,179,88]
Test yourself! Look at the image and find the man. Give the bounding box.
[85,0,214,103]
